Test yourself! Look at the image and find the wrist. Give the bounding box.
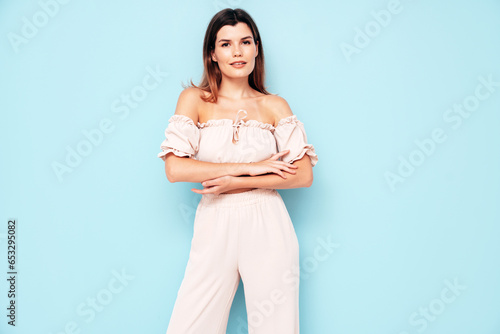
[230,175,245,189]
[230,162,250,177]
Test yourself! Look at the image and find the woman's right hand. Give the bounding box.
[246,150,298,179]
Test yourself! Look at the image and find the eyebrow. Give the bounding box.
[217,36,253,43]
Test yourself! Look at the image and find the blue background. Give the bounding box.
[1,0,499,333]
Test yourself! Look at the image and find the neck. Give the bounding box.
[218,75,255,100]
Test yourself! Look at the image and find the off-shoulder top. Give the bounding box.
[157,109,318,167]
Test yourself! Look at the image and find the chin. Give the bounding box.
[230,68,255,77]
[222,70,254,79]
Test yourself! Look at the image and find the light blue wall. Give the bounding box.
[1,0,499,333]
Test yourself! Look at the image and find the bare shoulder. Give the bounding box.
[173,87,203,123]
[262,94,294,127]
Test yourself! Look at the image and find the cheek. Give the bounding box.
[220,48,233,57]
[252,49,259,61]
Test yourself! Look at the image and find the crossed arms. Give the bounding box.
[163,152,313,194]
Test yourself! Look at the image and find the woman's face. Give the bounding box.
[211,22,259,80]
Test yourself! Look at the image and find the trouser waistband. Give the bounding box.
[200,188,279,208]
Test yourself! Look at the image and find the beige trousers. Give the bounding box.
[166,188,300,334]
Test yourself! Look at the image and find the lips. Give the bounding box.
[230,61,247,65]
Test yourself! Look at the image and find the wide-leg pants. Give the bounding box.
[165,188,300,334]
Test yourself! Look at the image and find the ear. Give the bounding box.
[255,40,259,58]
[211,49,217,62]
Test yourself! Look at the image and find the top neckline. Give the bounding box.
[198,118,275,131]
[168,114,299,131]
[197,115,297,130]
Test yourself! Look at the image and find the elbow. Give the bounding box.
[304,166,314,188]
[303,162,314,188]
[164,154,193,183]
[305,174,313,188]
[292,156,314,188]
[297,171,313,188]
[166,165,178,183]
[164,156,178,183]
[166,170,177,183]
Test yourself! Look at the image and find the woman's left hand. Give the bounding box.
[191,175,236,195]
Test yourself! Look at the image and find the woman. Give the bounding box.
[158,8,318,334]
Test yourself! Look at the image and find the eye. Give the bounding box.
[243,41,251,45]
[221,43,229,47]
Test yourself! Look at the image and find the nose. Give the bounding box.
[233,46,242,56]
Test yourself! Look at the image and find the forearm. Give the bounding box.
[232,156,313,190]
[164,153,248,183]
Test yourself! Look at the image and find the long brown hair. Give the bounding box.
[184,8,270,103]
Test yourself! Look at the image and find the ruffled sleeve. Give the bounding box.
[273,115,318,167]
[157,114,200,161]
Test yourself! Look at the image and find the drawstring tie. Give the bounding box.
[232,109,247,144]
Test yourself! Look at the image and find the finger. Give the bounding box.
[193,187,214,194]
[192,187,216,194]
[271,150,290,159]
[275,161,298,169]
[202,181,221,188]
[276,149,290,156]
[270,161,298,172]
[276,164,297,175]
[209,186,221,195]
[273,168,287,179]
